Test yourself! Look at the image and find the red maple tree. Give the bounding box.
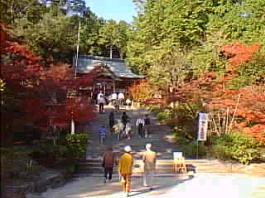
[1,24,97,143]
[174,43,265,143]
[131,42,264,143]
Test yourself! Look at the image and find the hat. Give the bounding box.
[146,143,152,150]
[124,145,132,152]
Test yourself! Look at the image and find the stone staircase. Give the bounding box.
[75,158,241,176]
[75,157,265,176]
[85,106,178,159]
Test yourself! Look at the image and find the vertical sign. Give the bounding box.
[197,113,208,141]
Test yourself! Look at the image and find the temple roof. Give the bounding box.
[75,55,144,79]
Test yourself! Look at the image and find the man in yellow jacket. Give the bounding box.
[118,145,134,197]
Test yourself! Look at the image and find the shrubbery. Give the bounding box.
[175,132,207,158]
[65,133,88,159]
[148,106,162,115]
[31,143,69,167]
[156,109,172,123]
[149,103,263,164]
[31,133,89,167]
[209,133,261,164]
[182,141,208,158]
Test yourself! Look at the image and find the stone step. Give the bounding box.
[75,159,234,174]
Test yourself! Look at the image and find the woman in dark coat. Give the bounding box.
[121,112,129,126]
[109,111,115,132]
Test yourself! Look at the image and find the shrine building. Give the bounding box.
[74,55,144,99]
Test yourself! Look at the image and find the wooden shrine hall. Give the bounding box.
[74,55,144,99]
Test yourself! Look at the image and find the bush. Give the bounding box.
[148,106,162,115]
[210,133,260,164]
[174,130,192,145]
[31,144,69,166]
[156,109,172,122]
[181,141,208,158]
[65,133,88,159]
[168,103,203,139]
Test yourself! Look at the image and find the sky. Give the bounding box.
[85,0,137,23]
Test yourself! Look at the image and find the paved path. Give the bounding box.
[28,173,265,198]
[85,104,177,160]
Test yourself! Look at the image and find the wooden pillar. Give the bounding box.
[103,80,106,95]
[113,80,116,93]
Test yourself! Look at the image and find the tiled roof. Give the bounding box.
[74,55,144,79]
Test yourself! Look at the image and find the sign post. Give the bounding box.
[197,113,208,158]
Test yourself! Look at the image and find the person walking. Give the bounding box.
[98,125,107,144]
[136,116,145,138]
[125,98,132,110]
[97,91,104,104]
[113,120,124,141]
[144,114,151,138]
[118,92,125,106]
[109,111,115,132]
[142,143,156,190]
[121,112,129,127]
[102,147,116,183]
[118,145,134,197]
[98,95,106,113]
[124,121,132,140]
[111,92,118,105]
[113,98,120,112]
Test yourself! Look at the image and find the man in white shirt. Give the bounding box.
[111,92,118,101]
[118,92,125,106]
[111,92,118,107]
[97,91,104,103]
[98,95,106,113]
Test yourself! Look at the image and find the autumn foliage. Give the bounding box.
[221,43,261,71]
[133,42,264,143]
[128,80,154,102]
[1,24,97,142]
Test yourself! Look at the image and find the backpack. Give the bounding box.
[144,117,150,125]
[138,122,143,129]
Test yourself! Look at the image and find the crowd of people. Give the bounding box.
[96,91,132,113]
[102,143,157,197]
[97,111,151,143]
[94,90,157,197]
[98,111,151,144]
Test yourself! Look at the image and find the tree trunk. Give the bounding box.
[110,45,113,59]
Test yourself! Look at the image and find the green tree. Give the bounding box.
[148,46,192,91]
[79,13,104,55]
[127,0,210,74]
[0,0,46,24]
[98,20,129,58]
[13,11,77,62]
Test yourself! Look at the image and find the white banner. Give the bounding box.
[197,113,208,141]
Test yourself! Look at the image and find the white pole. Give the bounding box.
[71,118,75,135]
[110,45,113,59]
[74,20,81,79]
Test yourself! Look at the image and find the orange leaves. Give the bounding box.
[221,42,260,71]
[128,80,154,102]
[168,42,264,143]
[143,98,166,105]
[243,125,265,144]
